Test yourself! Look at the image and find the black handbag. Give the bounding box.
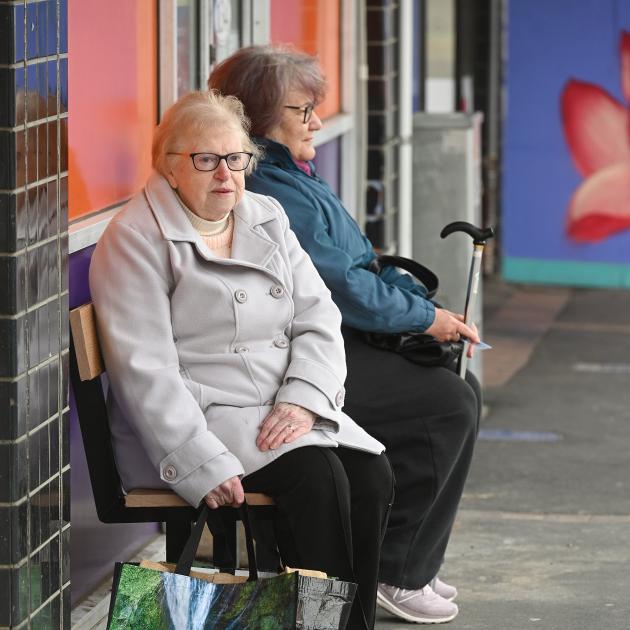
[363,255,464,368]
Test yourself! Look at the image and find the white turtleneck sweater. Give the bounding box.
[177,193,234,258]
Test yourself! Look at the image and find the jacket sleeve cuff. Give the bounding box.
[159,432,245,506]
[168,452,245,507]
[281,358,346,410]
[275,377,343,425]
[418,300,436,331]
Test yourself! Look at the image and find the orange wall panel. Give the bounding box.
[68,1,158,220]
[271,0,340,120]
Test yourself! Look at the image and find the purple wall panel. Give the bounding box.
[312,137,340,196]
[69,245,95,309]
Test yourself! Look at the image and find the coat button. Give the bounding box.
[235,345,249,353]
[273,337,289,349]
[163,465,178,481]
[270,285,285,298]
[335,389,345,407]
[234,289,247,303]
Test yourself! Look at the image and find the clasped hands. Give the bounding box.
[425,307,480,358]
[204,402,315,509]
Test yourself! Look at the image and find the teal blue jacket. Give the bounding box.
[246,137,435,333]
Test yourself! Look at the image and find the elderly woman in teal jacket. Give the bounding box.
[210,46,482,625]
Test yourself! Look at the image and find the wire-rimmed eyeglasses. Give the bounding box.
[284,103,315,124]
[167,151,253,172]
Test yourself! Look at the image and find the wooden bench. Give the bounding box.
[69,302,276,566]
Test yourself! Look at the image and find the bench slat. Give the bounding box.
[70,303,104,381]
[124,488,274,508]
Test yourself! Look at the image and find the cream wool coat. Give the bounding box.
[89,172,384,506]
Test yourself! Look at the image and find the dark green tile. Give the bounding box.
[0,378,27,440]
[0,567,11,626]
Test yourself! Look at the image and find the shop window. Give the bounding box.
[270,0,340,119]
[166,0,245,113]
[68,1,158,220]
[212,0,243,64]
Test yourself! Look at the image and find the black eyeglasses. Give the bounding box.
[167,151,253,172]
[284,103,315,124]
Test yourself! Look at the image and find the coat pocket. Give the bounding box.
[204,406,280,475]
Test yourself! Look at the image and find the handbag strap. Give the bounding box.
[174,504,259,581]
[368,254,439,299]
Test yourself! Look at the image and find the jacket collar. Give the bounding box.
[143,171,278,266]
[254,136,317,176]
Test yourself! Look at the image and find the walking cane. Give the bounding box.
[440,221,495,378]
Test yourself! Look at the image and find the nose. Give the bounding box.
[214,158,230,179]
[309,110,323,131]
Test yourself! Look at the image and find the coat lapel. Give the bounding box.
[144,171,278,269]
[230,196,278,268]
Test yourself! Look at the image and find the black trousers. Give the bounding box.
[242,446,394,630]
[341,326,481,589]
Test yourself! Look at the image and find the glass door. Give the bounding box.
[212,0,243,61]
[201,0,251,85]
[176,0,200,97]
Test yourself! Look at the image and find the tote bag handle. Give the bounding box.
[175,504,259,581]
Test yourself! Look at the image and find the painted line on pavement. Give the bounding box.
[478,429,562,443]
[459,509,630,524]
[573,362,630,374]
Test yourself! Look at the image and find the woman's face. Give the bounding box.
[266,88,322,162]
[165,124,246,221]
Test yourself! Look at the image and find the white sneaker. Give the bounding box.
[377,582,459,624]
[430,577,458,602]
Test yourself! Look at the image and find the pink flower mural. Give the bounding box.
[561,31,630,243]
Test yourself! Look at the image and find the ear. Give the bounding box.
[164,161,178,189]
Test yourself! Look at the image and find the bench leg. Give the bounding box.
[213,515,280,572]
[250,517,281,572]
[165,518,192,563]
[212,511,237,571]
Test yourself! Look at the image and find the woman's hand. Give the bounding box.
[256,403,316,452]
[465,320,480,358]
[204,476,245,509]
[425,308,480,358]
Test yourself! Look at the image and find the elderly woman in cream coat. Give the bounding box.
[89,90,392,630]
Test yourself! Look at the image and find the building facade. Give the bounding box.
[1,0,505,625]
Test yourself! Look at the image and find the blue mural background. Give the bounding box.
[503,0,630,286]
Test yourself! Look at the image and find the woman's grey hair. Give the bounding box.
[152,90,261,177]
[208,45,327,137]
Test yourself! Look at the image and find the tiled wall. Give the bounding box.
[0,0,70,627]
[365,0,400,252]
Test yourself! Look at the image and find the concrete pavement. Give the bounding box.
[376,280,630,629]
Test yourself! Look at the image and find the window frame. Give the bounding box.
[336,0,363,222]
